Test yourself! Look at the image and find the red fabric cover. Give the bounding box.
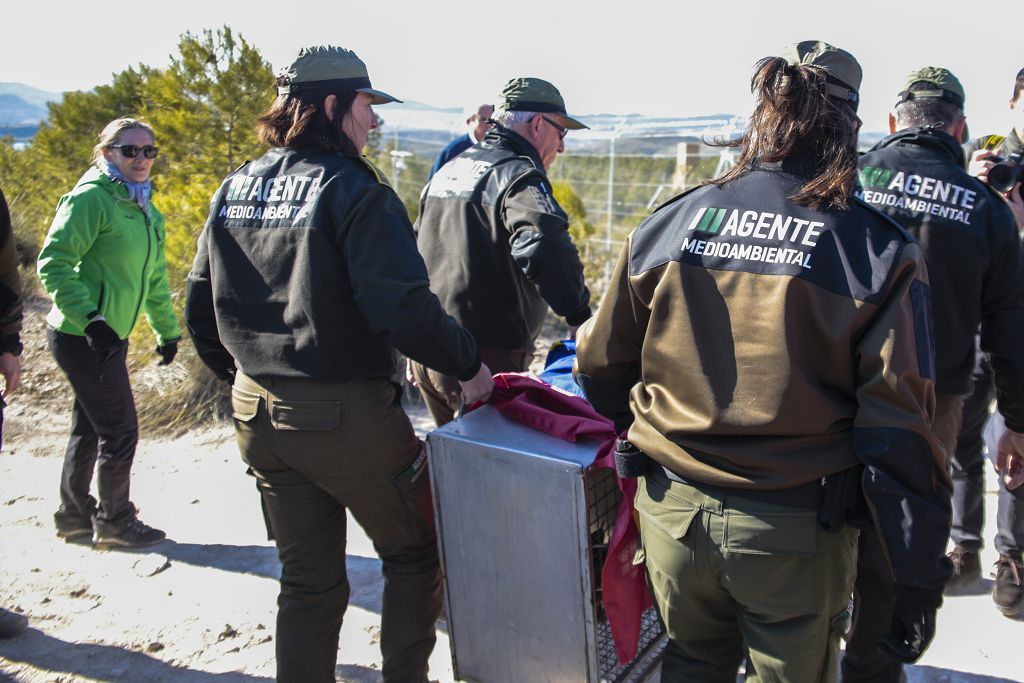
[467,373,652,664]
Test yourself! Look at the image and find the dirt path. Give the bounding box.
[0,302,1021,681]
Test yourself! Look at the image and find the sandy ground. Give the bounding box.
[0,304,1022,681]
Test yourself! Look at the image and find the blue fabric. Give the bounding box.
[96,159,151,214]
[428,133,474,180]
[540,339,584,397]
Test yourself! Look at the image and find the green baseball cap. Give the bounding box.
[498,77,589,130]
[897,67,965,107]
[897,67,968,141]
[277,45,401,105]
[781,40,862,110]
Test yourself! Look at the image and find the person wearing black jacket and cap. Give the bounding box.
[847,67,1024,683]
[185,45,493,683]
[411,77,592,426]
[0,187,26,639]
[946,65,1024,615]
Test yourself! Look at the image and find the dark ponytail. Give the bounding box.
[709,57,860,211]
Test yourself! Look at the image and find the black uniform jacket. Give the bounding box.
[576,160,952,596]
[859,128,1024,429]
[415,125,590,353]
[186,147,480,383]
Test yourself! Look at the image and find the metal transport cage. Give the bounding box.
[427,405,665,683]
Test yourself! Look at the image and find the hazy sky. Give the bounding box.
[4,0,1022,135]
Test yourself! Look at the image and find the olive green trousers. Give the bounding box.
[636,471,858,683]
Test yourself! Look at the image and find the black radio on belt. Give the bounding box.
[614,439,651,478]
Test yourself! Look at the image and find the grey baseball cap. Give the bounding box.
[277,45,401,105]
[781,40,862,110]
[498,77,589,130]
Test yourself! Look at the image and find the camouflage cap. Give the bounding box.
[781,40,862,110]
[498,77,589,130]
[277,45,401,105]
[897,67,965,107]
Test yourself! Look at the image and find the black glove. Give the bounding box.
[878,588,939,663]
[155,340,178,365]
[84,320,121,353]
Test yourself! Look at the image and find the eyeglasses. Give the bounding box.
[108,144,159,159]
[540,116,569,140]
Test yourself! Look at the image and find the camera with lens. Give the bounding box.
[987,151,1024,197]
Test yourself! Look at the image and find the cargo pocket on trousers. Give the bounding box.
[634,478,700,541]
[268,399,341,431]
[391,444,435,534]
[722,509,817,557]
[722,508,819,615]
[231,388,260,422]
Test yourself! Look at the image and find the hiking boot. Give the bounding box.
[0,608,27,638]
[993,554,1024,617]
[54,508,95,541]
[944,545,982,594]
[92,516,166,549]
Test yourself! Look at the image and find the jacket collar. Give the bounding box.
[481,124,545,170]
[755,151,820,180]
[871,127,966,168]
[76,166,131,200]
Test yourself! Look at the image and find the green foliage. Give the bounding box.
[0,136,47,261]
[366,137,432,223]
[142,26,274,290]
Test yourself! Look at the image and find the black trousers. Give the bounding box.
[842,393,963,683]
[48,328,138,524]
[952,352,1024,557]
[231,371,441,683]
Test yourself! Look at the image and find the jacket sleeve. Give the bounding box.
[573,236,646,432]
[143,212,181,346]
[0,189,22,354]
[978,203,1024,431]
[341,185,481,381]
[37,189,104,331]
[502,173,592,326]
[185,203,236,381]
[852,241,953,602]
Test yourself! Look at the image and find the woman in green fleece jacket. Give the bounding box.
[38,117,180,549]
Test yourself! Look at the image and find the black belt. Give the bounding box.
[656,466,825,510]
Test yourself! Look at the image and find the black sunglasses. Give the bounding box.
[540,115,568,140]
[109,144,159,159]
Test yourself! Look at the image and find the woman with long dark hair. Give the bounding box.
[185,45,491,683]
[576,42,952,680]
[39,117,179,549]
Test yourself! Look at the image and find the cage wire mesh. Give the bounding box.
[585,467,664,682]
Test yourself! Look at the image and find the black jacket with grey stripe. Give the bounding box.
[185,147,480,384]
[575,160,952,596]
[860,128,1024,429]
[414,126,590,353]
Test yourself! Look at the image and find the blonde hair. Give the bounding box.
[92,117,155,165]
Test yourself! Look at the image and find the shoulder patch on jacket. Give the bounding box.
[979,134,1007,152]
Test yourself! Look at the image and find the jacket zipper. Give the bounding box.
[130,208,153,329]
